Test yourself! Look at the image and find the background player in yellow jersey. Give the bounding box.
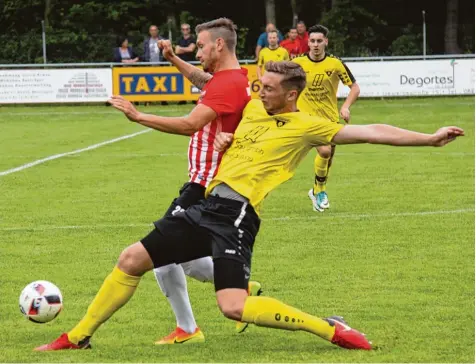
[257,30,290,80]
[36,61,463,352]
[293,25,361,212]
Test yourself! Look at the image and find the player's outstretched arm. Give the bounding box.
[108,95,216,136]
[332,124,464,147]
[159,40,212,90]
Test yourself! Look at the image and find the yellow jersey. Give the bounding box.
[206,99,343,213]
[293,53,355,122]
[258,47,290,74]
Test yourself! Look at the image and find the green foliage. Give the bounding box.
[460,24,475,54]
[319,0,387,57]
[389,25,427,56]
[0,0,472,63]
[0,0,171,63]
[236,27,251,59]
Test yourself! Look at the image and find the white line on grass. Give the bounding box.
[1,208,473,232]
[269,208,474,221]
[0,129,152,177]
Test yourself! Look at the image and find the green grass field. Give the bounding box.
[0,97,474,363]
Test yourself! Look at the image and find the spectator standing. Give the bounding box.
[280,27,301,58]
[113,37,139,63]
[143,25,164,63]
[175,23,197,62]
[255,23,284,59]
[297,21,310,53]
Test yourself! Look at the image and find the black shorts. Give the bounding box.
[141,195,261,290]
[162,182,206,218]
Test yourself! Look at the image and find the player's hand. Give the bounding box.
[214,132,234,152]
[108,95,141,122]
[158,40,175,60]
[340,107,351,123]
[430,126,464,147]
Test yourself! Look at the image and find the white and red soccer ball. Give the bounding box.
[19,281,63,323]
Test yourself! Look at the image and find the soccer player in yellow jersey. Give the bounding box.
[257,30,290,80]
[293,25,361,212]
[36,61,463,352]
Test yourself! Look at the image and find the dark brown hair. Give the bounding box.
[308,24,329,37]
[265,61,307,94]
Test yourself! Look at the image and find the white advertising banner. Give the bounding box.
[0,69,112,103]
[338,59,475,97]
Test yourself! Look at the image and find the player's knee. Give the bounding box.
[318,146,332,158]
[217,299,244,321]
[216,290,247,321]
[117,242,153,276]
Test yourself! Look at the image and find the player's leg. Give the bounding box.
[235,279,263,333]
[152,257,214,344]
[153,182,208,343]
[34,241,153,351]
[35,212,209,351]
[181,256,214,283]
[215,259,371,350]
[181,255,263,334]
[154,264,198,337]
[205,196,370,350]
[308,145,332,212]
[180,255,263,335]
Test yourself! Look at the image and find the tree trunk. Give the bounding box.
[265,0,276,26]
[444,0,461,54]
[44,0,52,28]
[290,0,298,26]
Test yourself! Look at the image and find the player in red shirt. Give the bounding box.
[35,18,255,351]
[297,21,310,54]
[280,27,301,58]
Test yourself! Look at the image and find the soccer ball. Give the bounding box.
[19,281,63,323]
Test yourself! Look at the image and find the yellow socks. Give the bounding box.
[68,266,141,344]
[241,296,335,341]
[313,154,330,194]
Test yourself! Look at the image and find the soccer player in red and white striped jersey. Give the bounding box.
[187,65,250,187]
[61,18,257,348]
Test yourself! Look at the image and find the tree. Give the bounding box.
[319,0,387,57]
[290,0,298,26]
[389,25,427,56]
[44,0,53,27]
[444,0,461,54]
[265,0,276,25]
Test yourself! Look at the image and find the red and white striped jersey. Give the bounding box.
[188,68,251,187]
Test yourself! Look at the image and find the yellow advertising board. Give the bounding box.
[112,65,261,102]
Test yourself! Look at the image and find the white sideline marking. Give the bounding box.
[269,208,474,221]
[0,129,152,177]
[1,152,186,158]
[1,208,473,232]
